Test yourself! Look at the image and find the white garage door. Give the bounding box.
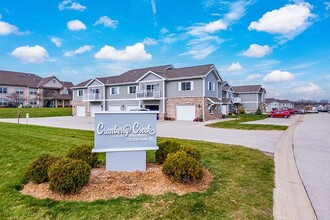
[108,105,121,112]
[176,105,195,121]
[77,106,86,117]
[126,105,139,111]
[91,104,102,117]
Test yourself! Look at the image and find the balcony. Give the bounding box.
[136,90,161,99]
[232,97,241,103]
[83,93,103,101]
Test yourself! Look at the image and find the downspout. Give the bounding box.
[162,79,165,114]
[103,85,106,111]
[202,76,205,121]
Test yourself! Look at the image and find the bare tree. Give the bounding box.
[42,89,56,107]
[6,92,25,107]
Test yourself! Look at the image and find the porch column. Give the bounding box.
[62,100,64,108]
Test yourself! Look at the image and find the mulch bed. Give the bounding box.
[21,163,213,202]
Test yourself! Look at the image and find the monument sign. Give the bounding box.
[93,111,158,171]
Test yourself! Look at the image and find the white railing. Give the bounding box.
[136,90,161,99]
[232,97,241,103]
[83,93,103,101]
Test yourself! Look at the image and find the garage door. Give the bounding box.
[126,105,139,111]
[108,105,121,112]
[91,104,102,117]
[77,106,86,117]
[176,105,195,121]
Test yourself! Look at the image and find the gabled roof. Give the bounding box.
[0,70,42,87]
[265,98,293,104]
[63,81,74,89]
[72,64,218,88]
[232,85,264,93]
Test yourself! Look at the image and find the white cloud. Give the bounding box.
[160,28,169,34]
[224,0,254,23]
[325,2,330,10]
[64,45,93,57]
[94,16,118,28]
[293,83,325,95]
[226,62,243,72]
[151,0,156,14]
[181,45,218,59]
[94,43,152,61]
[0,21,20,35]
[50,37,62,47]
[248,3,315,42]
[143,37,158,45]
[263,70,295,82]
[246,73,263,80]
[58,0,86,11]
[204,19,227,33]
[10,45,49,63]
[240,44,272,57]
[67,20,86,31]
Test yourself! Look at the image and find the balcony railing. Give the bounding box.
[136,90,161,99]
[232,97,241,103]
[83,93,103,101]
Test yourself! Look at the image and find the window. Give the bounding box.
[179,81,193,91]
[62,88,69,94]
[208,81,215,91]
[128,86,137,94]
[0,87,7,94]
[29,99,37,105]
[77,90,83,97]
[29,88,37,95]
[90,88,99,94]
[0,99,7,106]
[110,87,119,95]
[16,88,24,94]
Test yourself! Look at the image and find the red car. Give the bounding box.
[281,107,296,114]
[269,110,291,118]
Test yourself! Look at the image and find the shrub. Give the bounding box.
[182,146,202,161]
[155,140,182,164]
[67,145,99,168]
[162,151,204,183]
[255,108,262,115]
[238,106,245,114]
[24,154,60,184]
[48,157,91,194]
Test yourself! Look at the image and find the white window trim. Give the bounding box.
[77,89,84,97]
[127,85,137,94]
[110,87,120,95]
[0,87,8,94]
[178,81,194,91]
[208,81,215,91]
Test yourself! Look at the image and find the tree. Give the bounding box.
[42,89,56,107]
[6,92,25,107]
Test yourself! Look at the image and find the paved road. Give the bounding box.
[243,114,299,126]
[293,113,330,220]
[0,116,286,154]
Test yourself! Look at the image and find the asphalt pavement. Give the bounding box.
[293,113,330,220]
[0,116,286,154]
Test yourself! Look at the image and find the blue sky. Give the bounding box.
[0,0,329,100]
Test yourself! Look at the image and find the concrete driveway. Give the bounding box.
[293,113,330,220]
[0,116,286,154]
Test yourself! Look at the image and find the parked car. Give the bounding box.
[296,109,305,114]
[281,107,297,114]
[268,110,291,118]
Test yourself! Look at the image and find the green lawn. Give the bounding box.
[0,108,72,118]
[0,122,274,219]
[207,114,288,130]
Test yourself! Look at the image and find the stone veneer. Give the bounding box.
[165,97,222,121]
[72,100,91,117]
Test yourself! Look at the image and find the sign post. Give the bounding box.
[93,111,158,172]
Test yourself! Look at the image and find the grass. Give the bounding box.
[0,108,72,118]
[0,122,274,219]
[207,114,288,130]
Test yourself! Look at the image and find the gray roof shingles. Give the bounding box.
[232,85,263,93]
[0,70,42,87]
[73,64,215,87]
